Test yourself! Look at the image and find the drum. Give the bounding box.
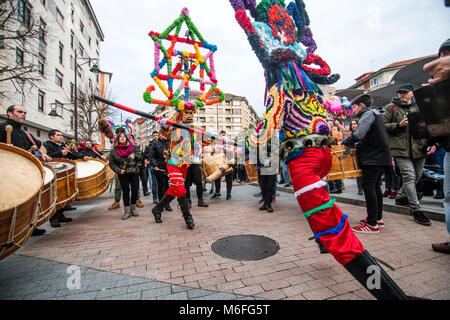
[0,143,43,261]
[327,145,362,181]
[106,164,115,182]
[244,161,258,183]
[36,163,57,227]
[47,158,78,210]
[200,153,234,183]
[75,158,109,201]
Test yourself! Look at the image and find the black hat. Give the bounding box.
[439,38,450,57]
[115,127,126,135]
[351,94,373,107]
[396,84,414,93]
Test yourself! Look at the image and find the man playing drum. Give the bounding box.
[0,105,51,236]
[44,129,88,228]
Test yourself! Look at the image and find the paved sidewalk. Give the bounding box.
[1,183,449,300]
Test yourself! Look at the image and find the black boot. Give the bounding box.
[178,196,195,229]
[316,239,328,254]
[344,250,408,300]
[152,195,175,223]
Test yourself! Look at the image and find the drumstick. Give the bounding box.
[5,125,12,145]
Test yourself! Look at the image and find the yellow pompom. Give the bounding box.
[178,102,185,111]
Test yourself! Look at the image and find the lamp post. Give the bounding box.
[73,50,101,142]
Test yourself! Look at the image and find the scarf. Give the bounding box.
[115,143,133,157]
[392,96,415,108]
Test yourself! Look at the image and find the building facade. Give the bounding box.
[0,0,109,145]
[144,93,260,143]
[349,55,436,91]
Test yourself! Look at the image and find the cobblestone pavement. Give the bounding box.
[1,183,449,300]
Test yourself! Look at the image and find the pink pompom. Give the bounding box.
[181,7,189,17]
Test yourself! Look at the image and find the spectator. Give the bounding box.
[149,130,172,211]
[211,130,234,200]
[343,94,392,233]
[424,38,450,253]
[79,140,108,161]
[383,84,437,226]
[108,131,142,220]
[350,118,364,196]
[144,136,159,204]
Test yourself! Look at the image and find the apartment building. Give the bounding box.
[0,0,109,144]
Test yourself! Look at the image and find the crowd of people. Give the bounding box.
[0,40,448,256]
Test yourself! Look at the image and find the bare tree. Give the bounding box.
[0,0,46,98]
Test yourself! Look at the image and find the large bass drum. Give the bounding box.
[200,153,234,183]
[327,145,362,181]
[0,143,43,261]
[36,163,57,227]
[75,158,109,201]
[46,158,78,210]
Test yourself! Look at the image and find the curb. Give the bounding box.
[250,183,445,222]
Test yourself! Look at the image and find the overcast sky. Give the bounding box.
[89,0,449,120]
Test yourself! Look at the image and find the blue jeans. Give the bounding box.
[444,152,450,235]
[147,166,158,199]
[282,161,290,185]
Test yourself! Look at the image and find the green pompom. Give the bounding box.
[143,92,153,104]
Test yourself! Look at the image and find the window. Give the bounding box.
[55,69,63,87]
[88,36,91,47]
[40,0,46,6]
[38,55,45,75]
[56,8,64,28]
[0,35,4,48]
[70,31,74,49]
[79,44,84,58]
[70,83,74,101]
[234,118,241,123]
[39,20,46,43]
[55,100,63,116]
[71,7,74,22]
[58,42,64,64]
[36,129,41,138]
[18,0,31,28]
[16,47,24,65]
[80,21,84,34]
[38,91,45,112]
[209,117,214,122]
[370,76,380,87]
[233,109,241,115]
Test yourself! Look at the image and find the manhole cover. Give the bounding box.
[211,235,279,261]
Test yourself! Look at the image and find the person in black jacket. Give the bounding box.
[144,137,158,203]
[343,94,392,234]
[79,141,107,160]
[44,129,88,228]
[109,131,143,220]
[0,105,50,236]
[149,130,171,211]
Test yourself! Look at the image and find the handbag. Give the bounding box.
[125,156,137,173]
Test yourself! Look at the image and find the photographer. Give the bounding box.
[109,131,142,220]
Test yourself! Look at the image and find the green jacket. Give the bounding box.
[109,144,142,175]
[383,98,428,159]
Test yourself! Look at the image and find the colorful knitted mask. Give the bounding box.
[229,0,340,145]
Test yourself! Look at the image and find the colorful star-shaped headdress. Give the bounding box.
[143,8,225,113]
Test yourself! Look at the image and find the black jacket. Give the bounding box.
[44,140,84,160]
[108,144,142,175]
[80,148,103,159]
[149,139,168,172]
[343,107,391,166]
[0,119,42,151]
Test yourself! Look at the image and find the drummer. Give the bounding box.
[0,105,51,236]
[79,140,108,161]
[44,129,88,228]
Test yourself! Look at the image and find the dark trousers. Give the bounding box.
[215,171,233,195]
[384,165,400,191]
[258,172,276,206]
[361,165,384,226]
[139,166,148,194]
[155,172,169,201]
[118,173,139,206]
[185,164,204,201]
[237,164,246,182]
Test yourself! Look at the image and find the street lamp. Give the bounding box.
[73,50,101,141]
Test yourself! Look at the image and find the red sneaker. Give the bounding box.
[389,191,398,199]
[352,222,379,234]
[382,189,391,197]
[359,218,384,228]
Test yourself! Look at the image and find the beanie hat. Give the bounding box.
[438,38,450,57]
